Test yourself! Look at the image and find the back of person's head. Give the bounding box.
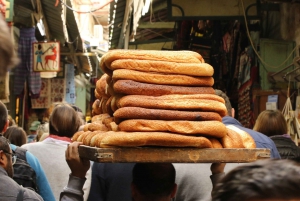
[215,89,232,116]
[49,103,81,138]
[212,159,300,201]
[132,163,177,201]
[0,135,10,154]
[0,134,14,178]
[253,110,287,137]
[0,101,8,132]
[3,126,27,146]
[0,14,19,75]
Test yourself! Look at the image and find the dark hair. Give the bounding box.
[0,101,8,132]
[0,135,11,155]
[132,163,176,199]
[212,159,300,201]
[215,89,231,116]
[49,103,81,138]
[253,110,287,137]
[3,126,27,146]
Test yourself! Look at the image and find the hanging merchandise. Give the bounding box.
[14,27,41,97]
[282,86,300,146]
[64,64,76,104]
[31,79,51,109]
[50,78,65,103]
[0,72,10,103]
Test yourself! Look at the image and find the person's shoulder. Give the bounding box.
[9,144,17,151]
[22,142,43,148]
[23,187,43,200]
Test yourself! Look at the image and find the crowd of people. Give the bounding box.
[1,13,300,201]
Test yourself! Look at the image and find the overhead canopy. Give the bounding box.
[13,0,110,75]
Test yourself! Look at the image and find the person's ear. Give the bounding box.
[170,183,178,198]
[0,151,7,166]
[2,120,9,133]
[231,108,235,118]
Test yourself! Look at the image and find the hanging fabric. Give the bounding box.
[65,64,76,104]
[50,78,65,103]
[31,78,51,109]
[14,27,41,97]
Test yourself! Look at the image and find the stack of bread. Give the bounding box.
[75,50,255,149]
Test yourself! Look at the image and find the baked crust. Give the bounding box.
[113,107,222,122]
[118,120,227,138]
[110,59,213,77]
[117,96,227,117]
[226,125,256,148]
[100,131,213,148]
[112,69,214,86]
[113,80,215,96]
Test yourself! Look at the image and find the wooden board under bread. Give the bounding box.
[78,146,270,163]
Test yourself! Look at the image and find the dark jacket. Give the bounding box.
[0,166,43,201]
[87,163,135,201]
[270,135,300,161]
[222,116,281,159]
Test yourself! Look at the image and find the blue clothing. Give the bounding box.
[27,134,37,143]
[10,144,56,201]
[87,163,135,201]
[222,116,281,159]
[35,50,43,63]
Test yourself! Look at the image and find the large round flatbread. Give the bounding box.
[118,120,227,138]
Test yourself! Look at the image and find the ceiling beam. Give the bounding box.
[138,22,175,29]
[35,0,51,41]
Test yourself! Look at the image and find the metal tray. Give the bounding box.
[78,145,270,163]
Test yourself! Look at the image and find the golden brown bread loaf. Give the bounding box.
[100,98,108,114]
[89,133,106,147]
[100,131,212,148]
[91,113,111,123]
[106,74,112,85]
[102,49,204,65]
[105,96,114,116]
[83,124,90,132]
[226,125,256,148]
[117,96,227,117]
[111,96,119,112]
[76,131,91,143]
[221,127,245,148]
[72,131,85,141]
[88,122,109,132]
[118,120,227,138]
[82,131,101,146]
[94,89,101,99]
[112,69,214,86]
[116,94,225,104]
[92,99,102,116]
[113,107,222,122]
[110,59,213,77]
[96,74,110,99]
[209,138,223,148]
[113,80,215,96]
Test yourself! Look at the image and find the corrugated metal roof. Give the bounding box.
[13,0,93,72]
[109,0,127,49]
[109,0,175,49]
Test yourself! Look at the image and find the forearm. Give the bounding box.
[60,174,86,201]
